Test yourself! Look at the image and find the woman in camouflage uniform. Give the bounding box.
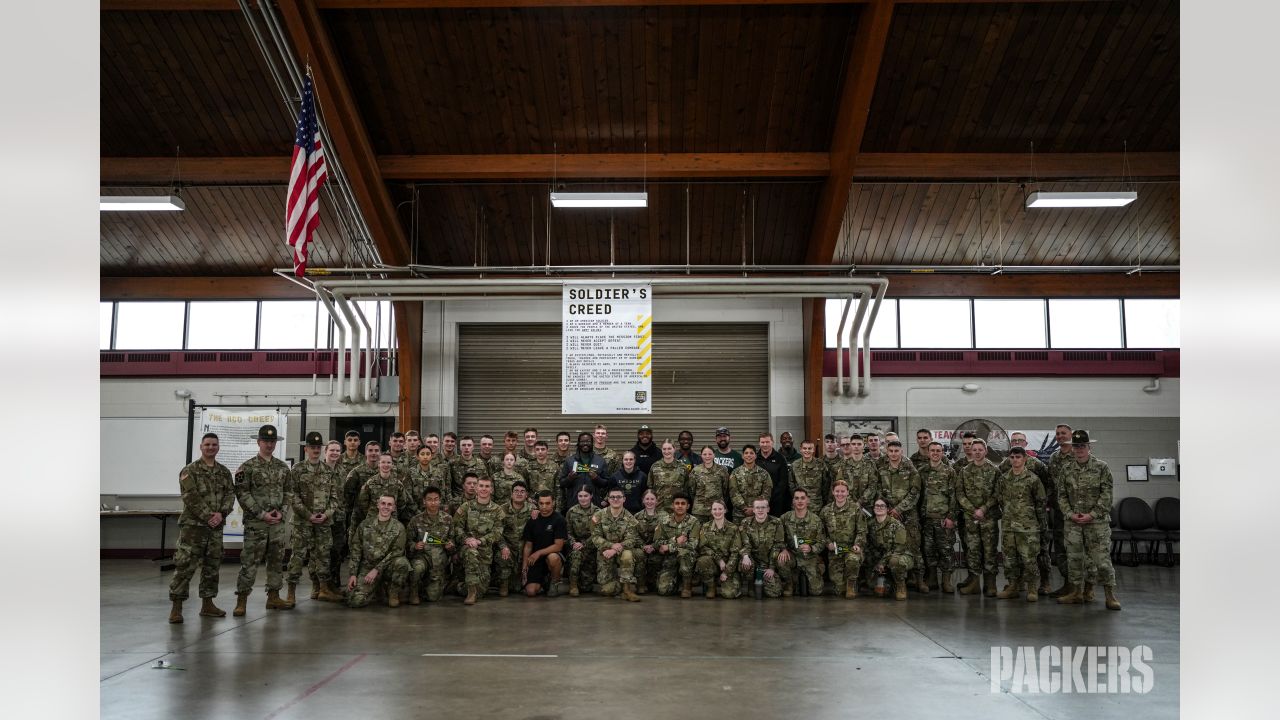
[491,452,525,506]
[865,499,914,601]
[565,487,598,596]
[632,489,663,594]
[689,446,729,524]
[695,500,745,599]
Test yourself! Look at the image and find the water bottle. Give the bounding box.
[754,567,764,599]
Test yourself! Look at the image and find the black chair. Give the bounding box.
[1117,497,1158,566]
[1109,506,1130,563]
[1153,497,1179,567]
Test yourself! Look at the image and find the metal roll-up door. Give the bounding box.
[458,323,769,445]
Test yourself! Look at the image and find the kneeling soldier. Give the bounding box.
[406,486,454,604]
[821,481,867,599]
[653,493,701,597]
[346,495,410,608]
[866,499,913,600]
[591,489,643,601]
[779,488,827,596]
[696,500,745,599]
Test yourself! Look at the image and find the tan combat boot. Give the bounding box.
[568,578,579,597]
[1104,585,1122,611]
[168,599,183,624]
[498,581,509,598]
[1025,573,1040,603]
[783,576,794,598]
[199,597,226,618]
[463,585,478,605]
[997,578,1021,599]
[286,583,297,606]
[1056,586,1083,604]
[894,579,908,601]
[233,592,249,617]
[680,576,693,599]
[983,573,997,598]
[265,589,292,610]
[1049,580,1075,598]
[915,572,931,594]
[316,583,344,603]
[387,591,400,608]
[941,572,955,594]
[408,587,421,605]
[310,574,319,600]
[621,582,641,602]
[844,578,857,599]
[1082,582,1096,603]
[957,574,981,595]
[705,579,717,599]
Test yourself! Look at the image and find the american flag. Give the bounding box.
[285,73,327,276]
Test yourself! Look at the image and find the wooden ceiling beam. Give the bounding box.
[101,157,289,184]
[380,152,829,179]
[851,152,1180,180]
[101,276,313,300]
[882,272,1179,298]
[805,0,896,265]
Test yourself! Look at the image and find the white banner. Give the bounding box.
[562,283,653,414]
[194,407,288,540]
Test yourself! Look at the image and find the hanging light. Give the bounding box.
[550,191,648,208]
[1025,191,1137,208]
[100,195,186,211]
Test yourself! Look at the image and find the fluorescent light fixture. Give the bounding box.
[550,191,648,208]
[100,195,186,211]
[1025,191,1136,208]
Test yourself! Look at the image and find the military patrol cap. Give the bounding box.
[715,426,730,435]
[303,431,324,447]
[1071,429,1091,445]
[1007,446,1026,456]
[257,424,279,441]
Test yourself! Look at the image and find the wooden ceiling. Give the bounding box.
[99,0,1180,285]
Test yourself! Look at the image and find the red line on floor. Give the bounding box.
[263,653,368,720]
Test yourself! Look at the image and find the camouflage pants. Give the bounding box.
[827,547,864,592]
[1063,520,1115,586]
[740,553,783,598]
[567,544,597,590]
[460,542,495,590]
[595,548,637,595]
[920,516,957,574]
[1001,528,1041,587]
[1048,505,1067,571]
[494,545,521,593]
[410,546,450,602]
[1037,519,1054,583]
[169,524,224,601]
[328,518,348,581]
[896,510,924,576]
[655,548,697,595]
[867,550,913,587]
[779,550,825,596]
[962,518,998,575]
[286,522,333,585]
[635,548,662,591]
[695,556,743,599]
[237,521,290,594]
[347,558,410,608]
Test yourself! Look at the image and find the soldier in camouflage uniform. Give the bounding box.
[653,493,701,597]
[593,425,622,477]
[918,442,960,593]
[909,429,933,469]
[356,454,411,527]
[648,441,690,512]
[696,500,745,599]
[450,437,490,500]
[729,445,772,522]
[343,441,381,537]
[478,435,502,479]
[956,439,1002,597]
[524,441,560,500]
[739,498,785,598]
[999,431,1054,594]
[834,436,879,510]
[994,447,1047,602]
[779,488,827,597]
[453,476,508,605]
[285,432,344,604]
[788,440,829,511]
[821,481,867,599]
[689,446,730,524]
[1046,424,1077,597]
[495,481,534,596]
[407,445,452,514]
[866,499,913,600]
[332,431,364,581]
[168,432,235,623]
[405,486,454,604]
[591,488,643,601]
[346,494,410,608]
[491,453,526,506]
[876,440,926,592]
[633,489,664,594]
[565,487,599,596]
[520,428,540,464]
[1056,430,1121,610]
[233,424,294,615]
[388,432,410,471]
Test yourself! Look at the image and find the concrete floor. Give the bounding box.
[101,560,1178,719]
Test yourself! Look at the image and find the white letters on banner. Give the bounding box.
[562,283,653,414]
[195,408,287,540]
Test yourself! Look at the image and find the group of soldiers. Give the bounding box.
[165,421,1122,622]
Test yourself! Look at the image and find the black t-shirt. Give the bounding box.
[522,511,569,553]
[630,442,661,474]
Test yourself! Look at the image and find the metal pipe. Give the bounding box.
[859,281,889,397]
[352,300,375,404]
[315,288,348,403]
[332,291,362,403]
[290,263,1178,277]
[835,296,851,397]
[846,292,870,398]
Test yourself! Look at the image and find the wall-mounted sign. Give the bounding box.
[562,283,652,414]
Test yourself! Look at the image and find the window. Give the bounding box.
[260,301,328,349]
[1124,299,1180,348]
[825,298,898,349]
[114,302,185,350]
[899,299,972,348]
[974,299,1047,348]
[353,300,393,348]
[99,302,114,350]
[1049,299,1122,348]
[186,301,257,350]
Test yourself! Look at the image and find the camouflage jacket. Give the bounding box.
[956,459,1002,519]
[819,501,867,550]
[876,461,921,515]
[502,502,534,549]
[648,460,690,512]
[524,461,560,497]
[490,470,525,507]
[406,463,452,512]
[1057,455,1114,521]
[867,516,909,559]
[738,516,785,568]
[909,449,930,470]
[177,458,234,527]
[405,510,454,558]
[288,460,340,524]
[788,457,829,507]
[590,508,640,551]
[450,456,490,492]
[349,516,407,574]
[453,498,508,548]
[335,452,365,487]
[595,446,622,477]
[996,469,1048,533]
[833,457,880,508]
[344,463,378,521]
[653,514,701,554]
[235,454,292,523]
[729,465,772,517]
[358,472,409,517]
[1048,450,1076,510]
[479,454,503,480]
[697,520,745,565]
[689,464,729,517]
[565,504,597,549]
[918,462,959,520]
[633,509,663,545]
[780,510,827,553]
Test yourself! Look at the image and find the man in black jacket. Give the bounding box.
[757,433,790,517]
